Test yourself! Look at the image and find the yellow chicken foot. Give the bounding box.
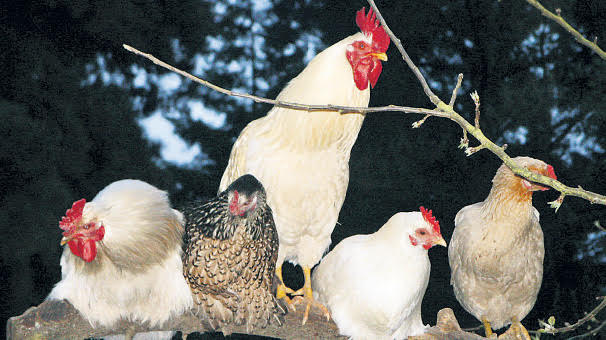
[501,317,531,340]
[291,265,330,325]
[275,265,297,311]
[482,317,494,338]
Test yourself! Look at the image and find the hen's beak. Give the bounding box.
[369,52,388,61]
[435,236,447,247]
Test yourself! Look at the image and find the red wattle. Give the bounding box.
[353,62,371,90]
[81,240,97,263]
[68,238,83,258]
[368,59,382,88]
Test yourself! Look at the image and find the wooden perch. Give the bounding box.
[7,300,507,340]
[6,299,345,340]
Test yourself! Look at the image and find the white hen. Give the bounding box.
[46,179,193,340]
[312,208,446,340]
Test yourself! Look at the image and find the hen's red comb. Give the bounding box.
[59,199,86,231]
[356,7,390,53]
[420,206,441,235]
[546,164,557,180]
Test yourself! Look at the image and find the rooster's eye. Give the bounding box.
[358,42,366,49]
[419,230,426,236]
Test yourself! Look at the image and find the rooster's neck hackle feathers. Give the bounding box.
[259,33,369,151]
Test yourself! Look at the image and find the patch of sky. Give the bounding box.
[521,24,559,57]
[82,54,125,87]
[551,108,604,165]
[171,39,185,63]
[503,126,528,145]
[577,230,606,261]
[188,100,227,129]
[139,111,203,165]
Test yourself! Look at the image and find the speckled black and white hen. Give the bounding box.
[181,174,283,332]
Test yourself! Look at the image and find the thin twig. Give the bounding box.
[530,296,606,335]
[412,114,430,128]
[470,91,480,130]
[567,318,606,340]
[525,0,606,60]
[449,74,464,107]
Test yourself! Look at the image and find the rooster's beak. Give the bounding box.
[60,236,71,246]
[435,237,447,247]
[369,52,388,61]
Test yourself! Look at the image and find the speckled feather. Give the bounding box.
[182,175,283,331]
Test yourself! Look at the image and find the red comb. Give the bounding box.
[59,199,86,231]
[420,206,441,235]
[546,164,557,180]
[356,7,390,53]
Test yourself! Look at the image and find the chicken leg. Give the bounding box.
[275,265,297,309]
[499,317,531,340]
[291,265,330,325]
[482,317,494,337]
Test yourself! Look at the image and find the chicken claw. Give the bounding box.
[291,265,330,325]
[499,317,531,340]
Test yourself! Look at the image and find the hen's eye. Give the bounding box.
[358,42,365,49]
[419,230,426,236]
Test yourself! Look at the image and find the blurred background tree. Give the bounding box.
[1,0,604,338]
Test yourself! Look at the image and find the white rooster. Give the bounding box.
[218,7,390,324]
[46,179,193,339]
[312,208,446,340]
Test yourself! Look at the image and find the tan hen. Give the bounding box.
[449,156,557,339]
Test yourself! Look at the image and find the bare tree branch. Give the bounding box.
[362,1,606,208]
[531,296,606,336]
[525,0,606,60]
[122,43,606,208]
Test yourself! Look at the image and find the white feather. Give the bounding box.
[312,212,434,340]
[47,179,193,338]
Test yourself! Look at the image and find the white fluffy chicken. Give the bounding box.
[46,179,193,340]
[219,7,390,324]
[312,208,446,340]
[449,157,557,339]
